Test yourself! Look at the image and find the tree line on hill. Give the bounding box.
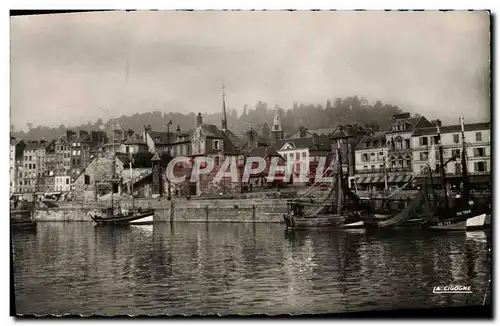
[11,95,414,141]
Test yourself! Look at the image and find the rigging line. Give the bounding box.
[295,159,339,199]
[483,248,491,305]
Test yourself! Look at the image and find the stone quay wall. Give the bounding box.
[34,198,288,223]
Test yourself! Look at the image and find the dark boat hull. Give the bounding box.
[11,209,37,230]
[283,213,369,230]
[90,209,155,225]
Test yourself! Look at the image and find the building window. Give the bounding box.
[84,175,90,185]
[474,148,485,157]
[398,156,403,167]
[126,146,129,154]
[213,140,221,150]
[295,153,300,160]
[371,165,375,170]
[404,139,410,149]
[476,132,482,142]
[363,165,368,170]
[419,152,428,161]
[451,149,460,158]
[301,152,306,158]
[419,137,428,146]
[214,156,220,166]
[455,163,462,175]
[475,161,486,172]
[66,179,69,185]
[453,134,460,144]
[362,153,369,162]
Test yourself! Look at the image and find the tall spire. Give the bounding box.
[221,83,228,131]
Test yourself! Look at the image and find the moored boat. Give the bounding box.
[11,209,37,230]
[90,207,155,225]
[284,148,378,230]
[89,137,156,226]
[423,117,488,232]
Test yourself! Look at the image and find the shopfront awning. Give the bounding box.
[388,173,413,183]
[355,175,385,184]
[355,176,367,184]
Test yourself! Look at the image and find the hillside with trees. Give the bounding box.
[11,96,409,141]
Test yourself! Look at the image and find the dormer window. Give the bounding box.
[213,140,221,150]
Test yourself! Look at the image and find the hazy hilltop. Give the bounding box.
[11,96,408,140]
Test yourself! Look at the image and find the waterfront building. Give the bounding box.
[73,152,158,200]
[353,131,389,190]
[384,113,434,187]
[55,176,71,192]
[10,137,26,194]
[68,130,95,181]
[118,138,148,155]
[331,124,372,177]
[412,120,491,190]
[42,139,57,192]
[246,146,286,188]
[21,141,45,193]
[55,131,73,178]
[274,134,331,184]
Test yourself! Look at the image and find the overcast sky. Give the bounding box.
[10,10,490,130]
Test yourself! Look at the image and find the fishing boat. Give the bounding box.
[284,149,379,230]
[90,206,155,225]
[424,117,488,231]
[89,130,155,226]
[10,201,37,230]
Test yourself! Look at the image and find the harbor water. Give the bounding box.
[12,222,491,316]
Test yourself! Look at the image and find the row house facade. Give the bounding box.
[353,132,389,190]
[274,134,332,184]
[10,137,26,194]
[20,141,46,193]
[352,113,434,190]
[412,120,491,189]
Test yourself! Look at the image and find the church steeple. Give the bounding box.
[271,110,284,144]
[221,84,228,131]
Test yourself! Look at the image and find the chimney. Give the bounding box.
[197,113,203,126]
[66,130,76,141]
[247,125,257,149]
[299,127,306,138]
[432,119,442,127]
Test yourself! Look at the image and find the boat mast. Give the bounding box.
[383,156,388,194]
[436,122,449,209]
[426,144,435,201]
[130,158,134,209]
[460,116,470,203]
[336,147,344,214]
[111,123,115,214]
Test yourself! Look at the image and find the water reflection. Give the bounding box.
[12,222,490,316]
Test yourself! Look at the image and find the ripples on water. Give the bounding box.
[12,222,491,316]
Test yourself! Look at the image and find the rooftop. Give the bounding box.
[412,122,491,137]
[355,132,388,150]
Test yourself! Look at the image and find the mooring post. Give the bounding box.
[170,200,174,222]
[252,204,256,221]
